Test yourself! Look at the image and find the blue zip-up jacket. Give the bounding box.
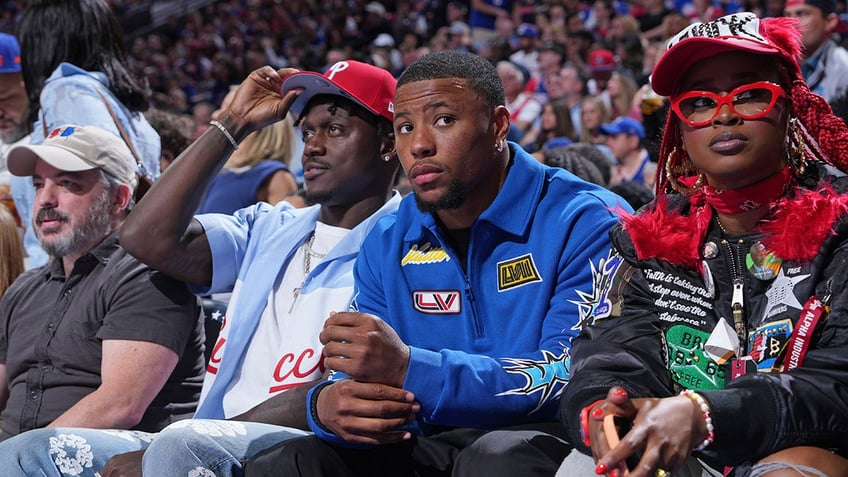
[193,193,402,419]
[309,144,629,443]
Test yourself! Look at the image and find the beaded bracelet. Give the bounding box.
[680,389,715,451]
[209,119,239,150]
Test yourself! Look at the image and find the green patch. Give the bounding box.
[667,324,726,391]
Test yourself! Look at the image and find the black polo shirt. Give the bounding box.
[0,234,204,439]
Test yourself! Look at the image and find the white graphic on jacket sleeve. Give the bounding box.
[764,269,809,317]
[49,434,94,475]
[569,254,623,330]
[496,349,571,413]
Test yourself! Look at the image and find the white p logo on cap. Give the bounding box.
[326,61,350,81]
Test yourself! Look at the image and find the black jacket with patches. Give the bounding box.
[560,166,848,472]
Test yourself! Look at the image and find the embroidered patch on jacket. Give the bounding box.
[666,324,726,391]
[497,253,542,291]
[763,268,810,318]
[496,349,571,413]
[747,319,792,372]
[401,242,450,266]
[570,252,628,330]
[413,290,461,314]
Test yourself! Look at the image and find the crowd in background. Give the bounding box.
[3,0,848,207]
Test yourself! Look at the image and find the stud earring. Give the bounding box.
[496,141,504,153]
[383,155,392,162]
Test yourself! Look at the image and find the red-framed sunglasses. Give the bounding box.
[670,81,786,128]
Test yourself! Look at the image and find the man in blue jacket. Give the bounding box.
[247,49,628,476]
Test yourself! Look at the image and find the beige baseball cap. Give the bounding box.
[8,125,137,190]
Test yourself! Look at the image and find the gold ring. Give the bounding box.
[655,469,670,477]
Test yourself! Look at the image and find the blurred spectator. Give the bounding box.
[607,14,642,46]
[608,71,642,120]
[615,31,648,84]
[525,40,566,102]
[601,116,656,190]
[369,33,402,73]
[357,2,396,51]
[586,48,616,103]
[469,0,517,48]
[553,63,587,135]
[520,98,575,153]
[681,0,726,22]
[637,0,676,40]
[498,60,541,134]
[785,0,848,102]
[144,108,193,173]
[509,23,541,76]
[565,30,596,75]
[660,11,692,40]
[447,20,475,51]
[579,95,611,146]
[585,0,616,40]
[0,203,23,299]
[0,32,28,231]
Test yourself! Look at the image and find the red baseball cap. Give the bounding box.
[281,60,396,122]
[651,12,798,96]
[588,49,616,72]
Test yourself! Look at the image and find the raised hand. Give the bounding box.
[223,66,303,138]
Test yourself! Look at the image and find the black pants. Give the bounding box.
[244,423,572,477]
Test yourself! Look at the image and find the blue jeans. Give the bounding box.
[0,428,156,476]
[142,419,310,477]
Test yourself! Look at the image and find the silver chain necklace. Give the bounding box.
[292,232,326,310]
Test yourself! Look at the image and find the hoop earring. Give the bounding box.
[786,117,807,177]
[666,147,705,194]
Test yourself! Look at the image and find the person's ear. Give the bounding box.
[380,129,396,162]
[113,183,132,213]
[492,105,511,145]
[826,12,840,33]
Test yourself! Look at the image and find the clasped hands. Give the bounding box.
[587,387,710,477]
[316,311,418,446]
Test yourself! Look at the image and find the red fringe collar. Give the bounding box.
[620,184,848,269]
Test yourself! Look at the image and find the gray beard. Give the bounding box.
[0,122,31,145]
[38,188,114,259]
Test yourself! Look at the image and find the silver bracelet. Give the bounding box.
[209,119,239,150]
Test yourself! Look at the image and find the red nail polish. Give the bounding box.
[610,470,619,477]
[591,407,604,418]
[595,463,608,475]
[614,388,628,398]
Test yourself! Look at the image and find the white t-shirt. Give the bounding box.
[219,221,350,417]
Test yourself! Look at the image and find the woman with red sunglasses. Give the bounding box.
[559,12,848,477]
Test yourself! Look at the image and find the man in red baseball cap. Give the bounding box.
[784,0,848,102]
[2,60,403,476]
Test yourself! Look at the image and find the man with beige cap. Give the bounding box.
[0,125,204,446]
